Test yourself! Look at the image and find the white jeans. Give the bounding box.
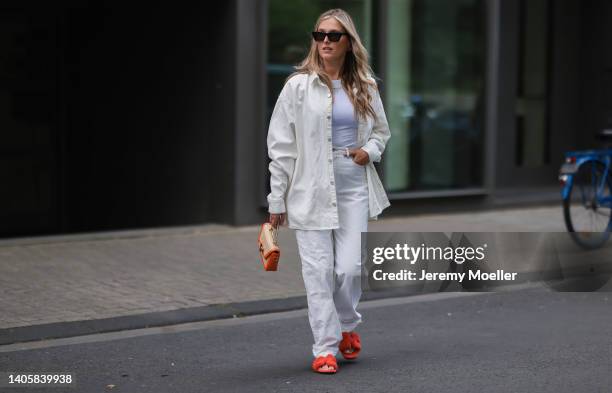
[295,149,369,358]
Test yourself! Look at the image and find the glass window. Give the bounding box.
[265,0,374,206]
[267,0,373,121]
[515,0,550,167]
[385,0,487,192]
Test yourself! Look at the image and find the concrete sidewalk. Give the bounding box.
[0,204,571,344]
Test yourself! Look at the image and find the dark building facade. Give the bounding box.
[0,0,611,238]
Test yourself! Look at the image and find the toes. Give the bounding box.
[320,364,337,372]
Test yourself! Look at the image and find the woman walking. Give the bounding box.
[266,8,391,374]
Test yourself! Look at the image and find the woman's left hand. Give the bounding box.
[348,148,370,166]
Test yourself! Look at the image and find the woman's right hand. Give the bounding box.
[269,213,286,228]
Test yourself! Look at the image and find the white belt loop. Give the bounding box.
[345,147,349,157]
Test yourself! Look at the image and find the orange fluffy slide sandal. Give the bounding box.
[311,354,338,374]
[339,331,361,360]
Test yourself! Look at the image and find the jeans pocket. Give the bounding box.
[350,158,366,167]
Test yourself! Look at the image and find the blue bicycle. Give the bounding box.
[559,129,612,249]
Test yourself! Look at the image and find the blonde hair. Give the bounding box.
[286,8,378,121]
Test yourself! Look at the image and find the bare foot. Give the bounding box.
[317,364,335,372]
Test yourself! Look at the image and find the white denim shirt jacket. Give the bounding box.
[266,71,391,230]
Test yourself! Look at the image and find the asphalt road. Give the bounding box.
[1,286,611,393]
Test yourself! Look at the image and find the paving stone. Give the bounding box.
[0,205,566,329]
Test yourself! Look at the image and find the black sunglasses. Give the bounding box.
[311,31,348,42]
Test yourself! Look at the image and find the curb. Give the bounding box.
[0,286,445,346]
[1,272,607,346]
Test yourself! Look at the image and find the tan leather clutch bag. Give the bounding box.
[258,222,280,271]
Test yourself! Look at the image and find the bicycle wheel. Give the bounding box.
[563,160,612,249]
